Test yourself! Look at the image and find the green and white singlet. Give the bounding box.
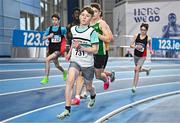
[70,26,99,67]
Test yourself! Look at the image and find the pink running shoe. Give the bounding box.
[103,77,110,90]
[71,98,80,105]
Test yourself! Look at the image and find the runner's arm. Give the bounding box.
[80,43,98,53]
[148,36,153,54]
[130,34,138,48]
[98,20,111,43]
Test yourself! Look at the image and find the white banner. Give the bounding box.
[114,1,180,38]
[113,1,180,57]
[126,1,180,38]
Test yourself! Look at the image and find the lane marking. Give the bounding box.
[1,81,180,123]
[1,64,180,72]
[95,91,180,123]
[1,68,180,82]
[0,75,59,82]
[0,62,69,66]
[1,74,180,96]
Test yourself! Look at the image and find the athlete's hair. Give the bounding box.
[100,11,103,17]
[80,6,94,17]
[90,3,101,11]
[51,14,60,20]
[72,7,80,14]
[140,23,149,30]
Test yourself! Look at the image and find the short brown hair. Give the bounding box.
[140,23,149,30]
[90,3,101,11]
[51,14,60,20]
[80,6,94,17]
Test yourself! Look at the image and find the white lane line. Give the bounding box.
[1,67,180,82]
[1,74,180,96]
[1,66,120,72]
[0,68,65,72]
[94,90,180,123]
[1,64,180,72]
[0,62,69,66]
[0,84,65,96]
[1,81,180,123]
[0,75,59,82]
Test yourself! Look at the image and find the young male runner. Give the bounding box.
[57,6,99,120]
[90,3,115,90]
[130,23,153,93]
[71,3,115,105]
[41,14,67,84]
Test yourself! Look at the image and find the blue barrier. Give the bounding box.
[12,29,48,47]
[152,38,180,51]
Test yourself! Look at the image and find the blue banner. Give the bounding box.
[13,29,48,47]
[152,38,180,51]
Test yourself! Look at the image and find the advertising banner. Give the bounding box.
[114,1,180,57]
[126,1,180,38]
[13,29,48,47]
[152,38,180,51]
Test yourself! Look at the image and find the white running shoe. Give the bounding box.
[87,97,96,108]
[57,109,70,120]
[80,85,88,99]
[131,86,136,93]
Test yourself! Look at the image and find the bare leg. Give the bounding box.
[133,65,141,88]
[57,67,79,119]
[65,67,79,106]
[95,68,110,90]
[132,65,141,93]
[53,58,65,73]
[86,80,96,108]
[94,68,107,82]
[44,53,57,77]
[103,70,111,76]
[75,74,84,98]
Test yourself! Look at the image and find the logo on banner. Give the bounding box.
[13,30,48,47]
[134,7,160,23]
[152,38,180,51]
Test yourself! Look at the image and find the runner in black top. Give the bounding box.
[130,23,153,93]
[40,14,68,84]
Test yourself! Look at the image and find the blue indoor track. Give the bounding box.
[0,57,180,123]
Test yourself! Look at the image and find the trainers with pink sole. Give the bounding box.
[103,77,110,90]
[71,98,80,105]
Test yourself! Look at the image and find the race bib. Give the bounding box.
[51,35,61,43]
[72,49,88,58]
[135,43,145,52]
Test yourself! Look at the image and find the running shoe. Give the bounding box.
[40,76,48,85]
[131,86,136,93]
[87,96,96,108]
[71,98,80,105]
[110,71,115,82]
[57,109,70,120]
[80,95,87,99]
[104,77,110,90]
[63,70,68,81]
[146,68,151,76]
[80,85,88,99]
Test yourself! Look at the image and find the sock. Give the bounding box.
[89,86,96,99]
[65,106,71,113]
[91,94,96,99]
[75,95,80,99]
